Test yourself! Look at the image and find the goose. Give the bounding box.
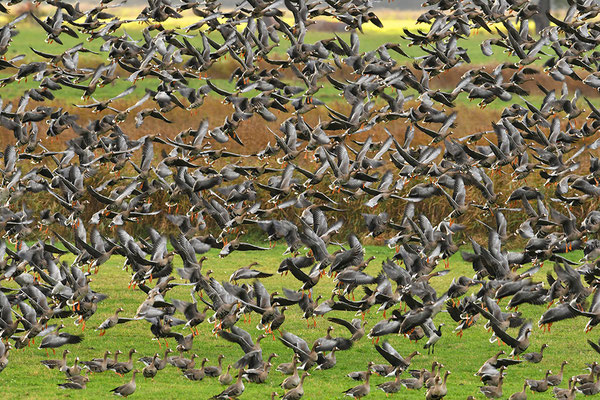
[111,349,137,376]
[171,298,209,335]
[372,349,420,377]
[347,362,374,382]
[279,332,318,370]
[488,321,532,358]
[211,368,245,399]
[58,375,89,390]
[281,354,300,389]
[98,350,122,370]
[475,350,520,377]
[270,306,287,334]
[110,370,139,397]
[95,308,135,336]
[479,374,503,398]
[423,323,444,355]
[41,349,70,370]
[409,361,439,383]
[400,369,426,390]
[62,357,81,378]
[575,362,598,384]
[315,347,338,370]
[374,341,414,375]
[139,348,172,371]
[142,354,158,380]
[548,360,568,386]
[426,370,450,400]
[377,368,403,395]
[38,324,83,354]
[425,363,444,389]
[577,371,600,396]
[169,352,198,370]
[508,382,527,400]
[522,343,548,363]
[343,367,371,399]
[481,366,506,386]
[277,353,298,375]
[526,370,551,393]
[183,358,209,381]
[282,372,309,400]
[81,351,111,373]
[219,365,233,385]
[328,317,367,342]
[553,377,576,400]
[242,362,272,383]
[204,354,225,377]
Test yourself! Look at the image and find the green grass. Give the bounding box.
[1,245,595,399]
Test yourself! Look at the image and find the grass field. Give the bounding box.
[1,244,596,399]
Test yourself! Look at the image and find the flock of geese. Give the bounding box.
[1,0,600,398]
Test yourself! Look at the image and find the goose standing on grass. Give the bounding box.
[522,343,548,363]
[111,348,137,376]
[548,361,568,386]
[110,370,138,397]
[575,362,598,384]
[58,375,89,390]
[169,352,198,371]
[282,372,309,400]
[204,354,225,377]
[526,370,551,393]
[377,368,403,395]
[479,374,503,399]
[343,367,371,399]
[243,361,273,383]
[142,354,158,380]
[553,377,575,400]
[82,351,111,373]
[577,371,600,396]
[400,369,426,390]
[281,354,300,389]
[183,357,209,381]
[423,322,444,355]
[219,365,233,385]
[508,382,527,400]
[102,350,122,370]
[62,357,81,378]
[426,370,450,400]
[347,362,375,382]
[140,348,173,371]
[41,349,70,370]
[211,368,245,399]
